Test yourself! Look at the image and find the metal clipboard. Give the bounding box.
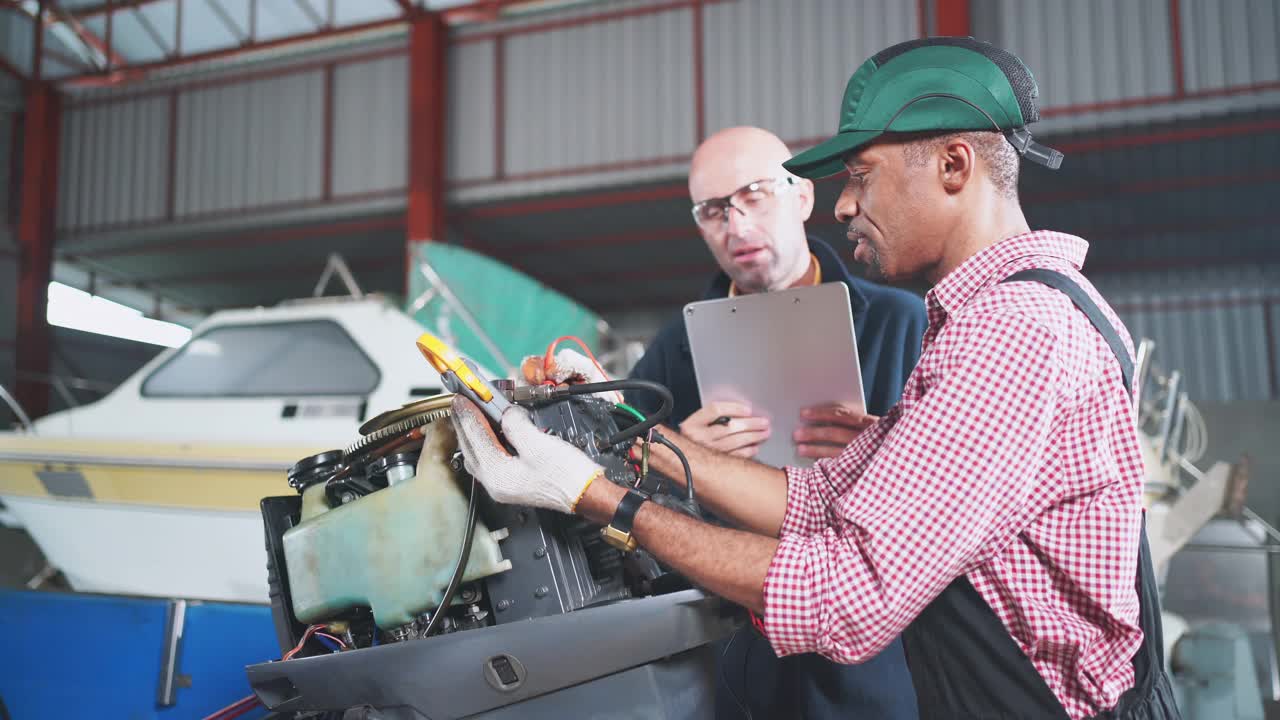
[683,282,865,468]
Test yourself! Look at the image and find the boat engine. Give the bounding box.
[253,377,730,719]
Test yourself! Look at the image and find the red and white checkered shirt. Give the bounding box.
[762,231,1145,719]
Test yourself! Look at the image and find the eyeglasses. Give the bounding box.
[690,176,799,229]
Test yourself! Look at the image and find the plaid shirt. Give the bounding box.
[762,231,1145,719]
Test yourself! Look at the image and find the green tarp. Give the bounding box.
[406,243,601,378]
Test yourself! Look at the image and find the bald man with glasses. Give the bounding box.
[624,125,927,719]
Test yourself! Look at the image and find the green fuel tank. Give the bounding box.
[283,421,510,630]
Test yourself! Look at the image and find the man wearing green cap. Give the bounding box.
[452,38,1180,719]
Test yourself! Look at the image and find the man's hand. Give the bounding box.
[519,348,619,401]
[520,348,608,386]
[793,402,879,459]
[679,402,771,458]
[450,396,603,513]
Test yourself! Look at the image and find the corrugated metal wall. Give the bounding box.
[704,0,918,142]
[972,0,1280,128]
[1094,267,1280,403]
[0,73,21,106]
[56,44,412,236]
[972,0,1175,111]
[503,7,694,176]
[447,39,496,183]
[1180,0,1280,93]
[0,10,33,80]
[333,54,408,196]
[59,96,170,230]
[49,0,1280,221]
[1022,116,1280,272]
[175,72,325,217]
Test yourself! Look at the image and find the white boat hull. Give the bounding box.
[5,495,270,603]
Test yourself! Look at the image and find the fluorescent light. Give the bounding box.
[46,282,192,348]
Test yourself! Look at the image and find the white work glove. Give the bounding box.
[518,348,620,402]
[451,395,604,514]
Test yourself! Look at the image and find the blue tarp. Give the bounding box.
[0,590,277,719]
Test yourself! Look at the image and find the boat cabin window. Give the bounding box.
[141,320,379,397]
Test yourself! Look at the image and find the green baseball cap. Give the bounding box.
[784,37,1063,179]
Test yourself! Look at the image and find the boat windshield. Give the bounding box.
[141,320,379,397]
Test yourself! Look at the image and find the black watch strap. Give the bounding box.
[601,489,648,552]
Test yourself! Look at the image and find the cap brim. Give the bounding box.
[783,129,885,179]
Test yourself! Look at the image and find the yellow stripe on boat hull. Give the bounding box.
[0,436,318,512]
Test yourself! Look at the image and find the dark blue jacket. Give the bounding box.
[627,236,926,720]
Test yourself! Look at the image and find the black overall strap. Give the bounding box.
[900,269,1181,720]
[1001,270,1179,720]
[1002,269,1133,392]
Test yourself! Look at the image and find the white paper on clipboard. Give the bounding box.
[683,282,865,468]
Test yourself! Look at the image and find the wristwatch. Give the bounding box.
[600,489,648,552]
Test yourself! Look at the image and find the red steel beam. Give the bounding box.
[450,111,1280,192]
[451,153,688,188]
[916,0,928,36]
[7,112,20,227]
[64,45,404,107]
[63,14,406,86]
[1168,0,1186,97]
[1052,117,1280,154]
[47,112,1280,239]
[443,0,578,27]
[33,0,44,80]
[934,0,970,36]
[406,12,447,291]
[71,0,167,19]
[75,0,546,24]
[454,0,709,44]
[75,216,404,258]
[454,184,688,220]
[47,0,128,69]
[15,83,62,418]
[62,187,403,236]
[1041,80,1280,117]
[0,55,25,82]
[144,253,402,286]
